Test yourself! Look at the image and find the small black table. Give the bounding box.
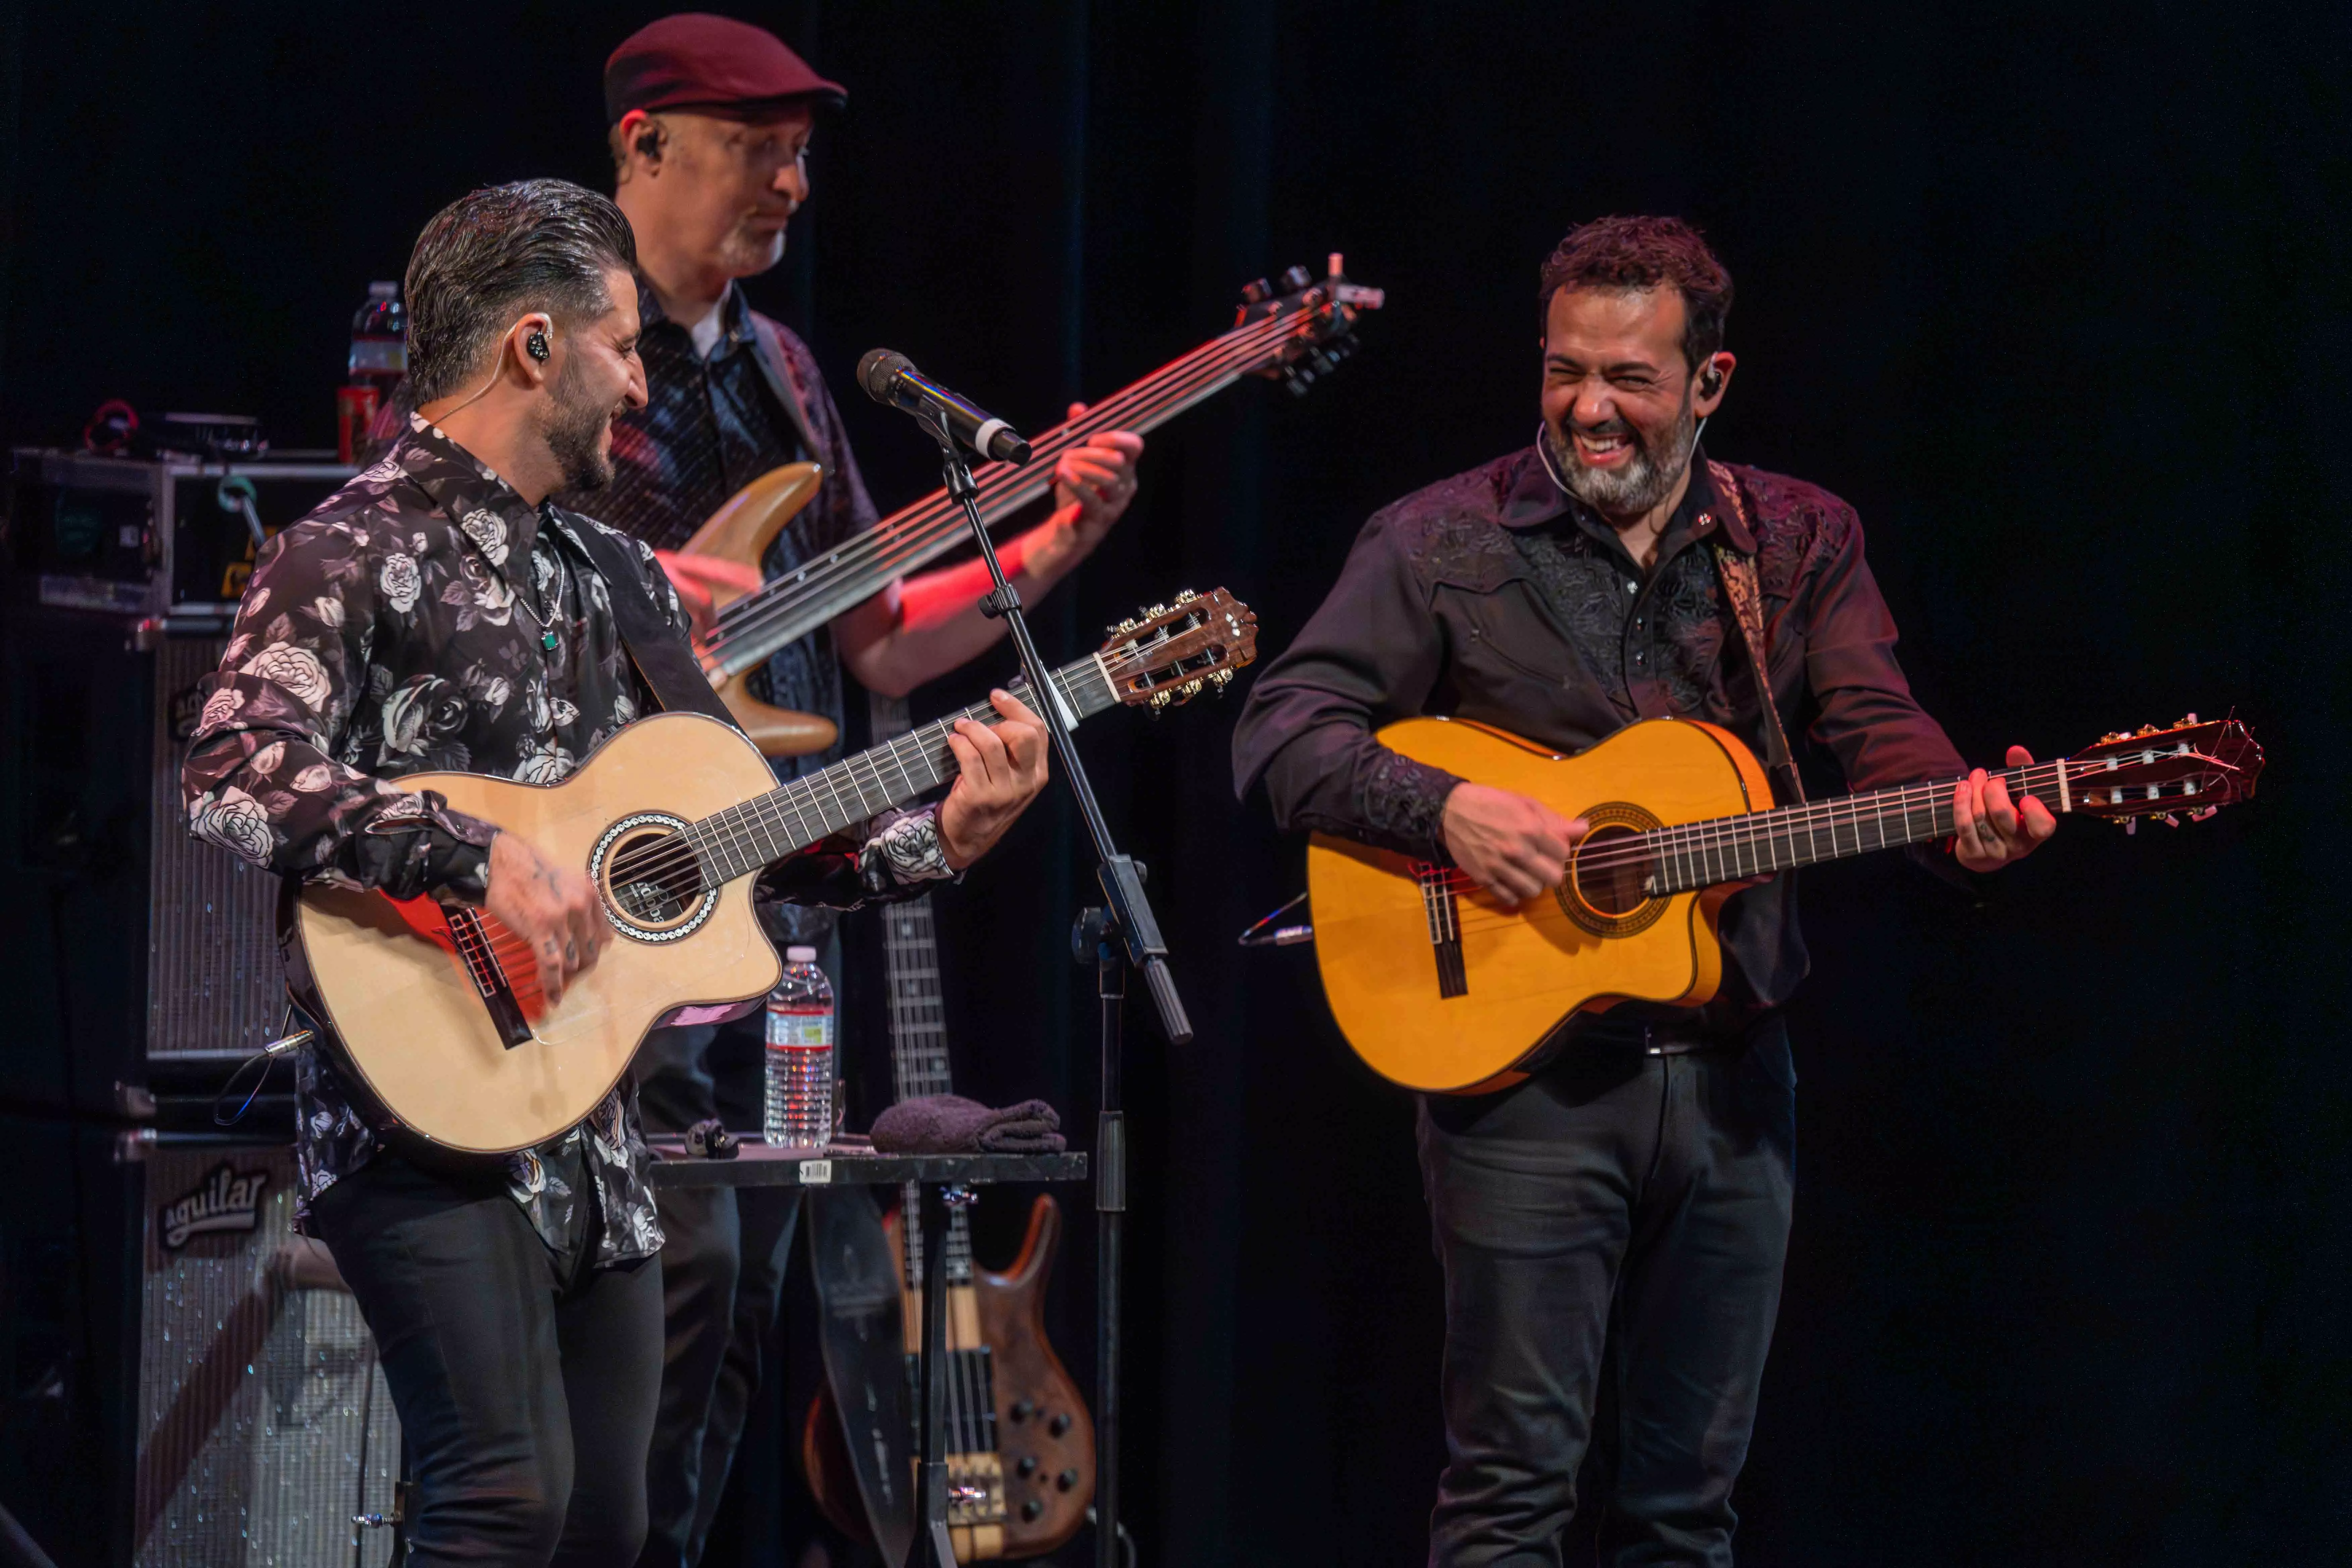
[649,1143,1088,1568]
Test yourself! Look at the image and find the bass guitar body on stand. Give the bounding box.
[1308,714,2263,1093]
[802,697,1091,1562]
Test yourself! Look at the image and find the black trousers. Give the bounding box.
[633,1018,805,1568]
[1417,1020,1797,1568]
[310,1150,664,1567]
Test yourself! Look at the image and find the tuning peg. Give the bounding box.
[1240,277,1272,304]
[2123,817,2139,835]
[1210,668,1234,689]
[2176,713,2200,727]
[1281,264,1312,292]
[1146,603,1168,618]
[1174,588,1197,603]
[1182,678,1205,698]
[2136,724,2161,736]
[2099,731,2129,744]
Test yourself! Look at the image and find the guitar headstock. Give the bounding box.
[2066,715,2263,827]
[1234,253,1386,398]
[1099,588,1259,712]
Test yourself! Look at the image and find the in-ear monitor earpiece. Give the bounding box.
[526,330,550,363]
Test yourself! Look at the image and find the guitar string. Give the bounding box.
[1422,764,2063,901]
[700,310,1304,663]
[606,633,1204,898]
[605,659,1106,892]
[1421,755,2229,927]
[601,659,1114,895]
[702,310,1299,655]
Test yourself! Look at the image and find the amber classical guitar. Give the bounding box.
[800,699,1092,1560]
[289,589,1258,1155]
[677,258,1381,756]
[1307,714,2262,1093]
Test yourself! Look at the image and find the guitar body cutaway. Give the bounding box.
[292,710,787,1155]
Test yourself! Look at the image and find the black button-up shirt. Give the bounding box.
[1232,445,1968,1009]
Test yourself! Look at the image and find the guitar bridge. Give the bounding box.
[443,906,535,1048]
[1415,863,1468,999]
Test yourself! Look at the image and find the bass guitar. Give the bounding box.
[678,257,1381,755]
[290,589,1258,1154]
[800,700,1091,1562]
[1307,714,2262,1093]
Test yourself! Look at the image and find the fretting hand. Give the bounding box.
[1951,745,2059,872]
[1023,404,1145,579]
[938,688,1053,870]
[485,830,611,1005]
[1441,782,1589,905]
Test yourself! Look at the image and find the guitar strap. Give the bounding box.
[1706,461,1806,805]
[557,513,742,732]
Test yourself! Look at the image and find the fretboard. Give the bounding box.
[682,654,1114,889]
[869,693,972,1292]
[1636,760,2073,894]
[699,308,1303,678]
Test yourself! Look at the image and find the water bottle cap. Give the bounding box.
[368,280,398,297]
[785,945,818,963]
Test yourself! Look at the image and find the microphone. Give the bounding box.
[857,349,1033,465]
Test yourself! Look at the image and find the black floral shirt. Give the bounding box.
[183,418,950,1265]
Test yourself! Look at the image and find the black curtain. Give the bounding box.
[3,3,2348,1563]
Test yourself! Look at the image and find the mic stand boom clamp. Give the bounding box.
[906,408,1191,1568]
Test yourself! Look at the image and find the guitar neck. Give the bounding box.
[1642,758,2078,893]
[699,311,1300,678]
[686,655,1115,886]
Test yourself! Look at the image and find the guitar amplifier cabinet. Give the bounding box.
[0,1127,400,1567]
[130,1137,401,1567]
[145,632,285,1066]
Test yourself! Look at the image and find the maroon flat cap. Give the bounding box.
[605,12,846,123]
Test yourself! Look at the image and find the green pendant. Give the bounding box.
[542,630,558,652]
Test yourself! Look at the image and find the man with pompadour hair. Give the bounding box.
[182,177,1052,1565]
[1234,214,2054,1565]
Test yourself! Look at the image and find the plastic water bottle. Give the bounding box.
[764,946,835,1148]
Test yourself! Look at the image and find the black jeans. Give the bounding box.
[633,1018,805,1568]
[1417,1019,1797,1567]
[310,1150,664,1567]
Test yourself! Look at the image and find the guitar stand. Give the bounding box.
[647,1147,1089,1567]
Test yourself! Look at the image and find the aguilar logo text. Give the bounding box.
[158,1163,270,1250]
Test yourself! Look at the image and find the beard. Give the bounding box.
[714,217,786,280]
[539,354,618,493]
[1544,396,1700,518]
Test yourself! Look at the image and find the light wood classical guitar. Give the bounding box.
[678,258,1381,756]
[290,589,1257,1155]
[801,694,1092,1561]
[1308,714,2262,1093]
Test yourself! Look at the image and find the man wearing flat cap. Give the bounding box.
[584,15,1147,1564]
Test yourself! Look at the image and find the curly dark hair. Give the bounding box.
[1537,216,1732,370]
[404,179,639,403]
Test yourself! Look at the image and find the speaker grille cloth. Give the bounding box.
[134,1142,400,1565]
[147,637,285,1059]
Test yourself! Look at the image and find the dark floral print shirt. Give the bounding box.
[183,418,950,1265]
[1232,446,1969,1011]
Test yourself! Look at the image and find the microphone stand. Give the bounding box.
[908,411,1190,1568]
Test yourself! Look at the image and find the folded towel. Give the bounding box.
[870,1094,1065,1155]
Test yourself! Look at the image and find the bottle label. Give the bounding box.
[350,339,407,375]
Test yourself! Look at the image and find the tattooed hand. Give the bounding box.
[485,830,611,1004]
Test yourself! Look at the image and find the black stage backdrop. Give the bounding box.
[2,3,2348,1563]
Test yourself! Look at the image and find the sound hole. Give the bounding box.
[1555,802,1669,939]
[1571,824,1654,916]
[599,821,709,935]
